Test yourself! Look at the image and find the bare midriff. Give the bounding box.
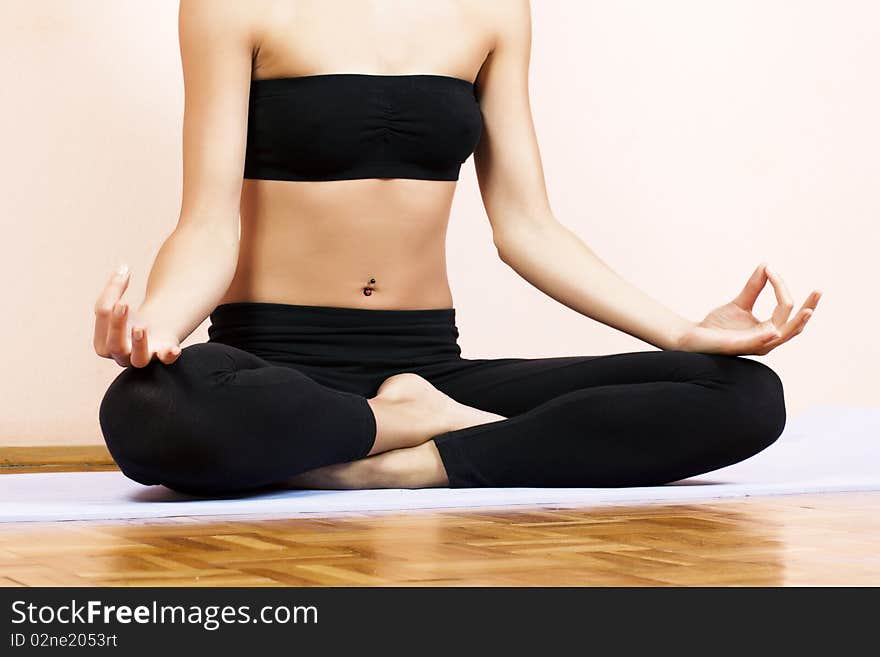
[218,177,458,310]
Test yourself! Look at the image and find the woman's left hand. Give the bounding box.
[675,263,821,356]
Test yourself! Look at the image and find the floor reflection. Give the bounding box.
[2,493,878,586]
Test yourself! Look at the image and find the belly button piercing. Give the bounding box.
[363,278,376,296]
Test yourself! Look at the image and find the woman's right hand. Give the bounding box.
[93,265,182,368]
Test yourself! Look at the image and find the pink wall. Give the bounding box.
[1,1,877,446]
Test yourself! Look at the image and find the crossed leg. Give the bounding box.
[98,342,501,495]
[288,350,787,489]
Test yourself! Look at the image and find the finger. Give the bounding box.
[157,344,182,365]
[783,306,814,339]
[762,307,813,352]
[129,325,153,368]
[732,262,768,311]
[93,265,131,355]
[765,266,794,327]
[106,302,131,365]
[791,308,813,337]
[802,289,822,312]
[777,291,821,338]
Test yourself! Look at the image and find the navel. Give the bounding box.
[363,277,376,297]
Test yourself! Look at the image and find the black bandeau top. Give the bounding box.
[243,73,483,182]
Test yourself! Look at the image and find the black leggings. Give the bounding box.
[98,302,786,495]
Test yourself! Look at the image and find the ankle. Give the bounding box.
[374,442,449,488]
[367,392,450,452]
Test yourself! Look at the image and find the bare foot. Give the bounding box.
[287,373,505,489]
[287,441,449,489]
[367,372,505,453]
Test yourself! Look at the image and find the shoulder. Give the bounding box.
[470,0,531,51]
[178,0,264,42]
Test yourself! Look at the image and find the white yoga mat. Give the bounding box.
[1,405,878,523]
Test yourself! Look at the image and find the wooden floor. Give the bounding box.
[0,491,877,586]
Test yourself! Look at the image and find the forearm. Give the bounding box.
[136,223,240,343]
[495,219,693,350]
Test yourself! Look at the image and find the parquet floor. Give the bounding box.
[0,492,877,586]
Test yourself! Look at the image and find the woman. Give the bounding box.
[96,0,819,495]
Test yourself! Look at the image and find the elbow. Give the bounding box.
[492,218,560,264]
[492,233,511,264]
[492,227,531,265]
[173,220,239,249]
[493,234,520,266]
[170,222,240,265]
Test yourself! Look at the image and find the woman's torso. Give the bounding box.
[218,0,493,310]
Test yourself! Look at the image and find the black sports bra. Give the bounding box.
[243,73,483,182]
